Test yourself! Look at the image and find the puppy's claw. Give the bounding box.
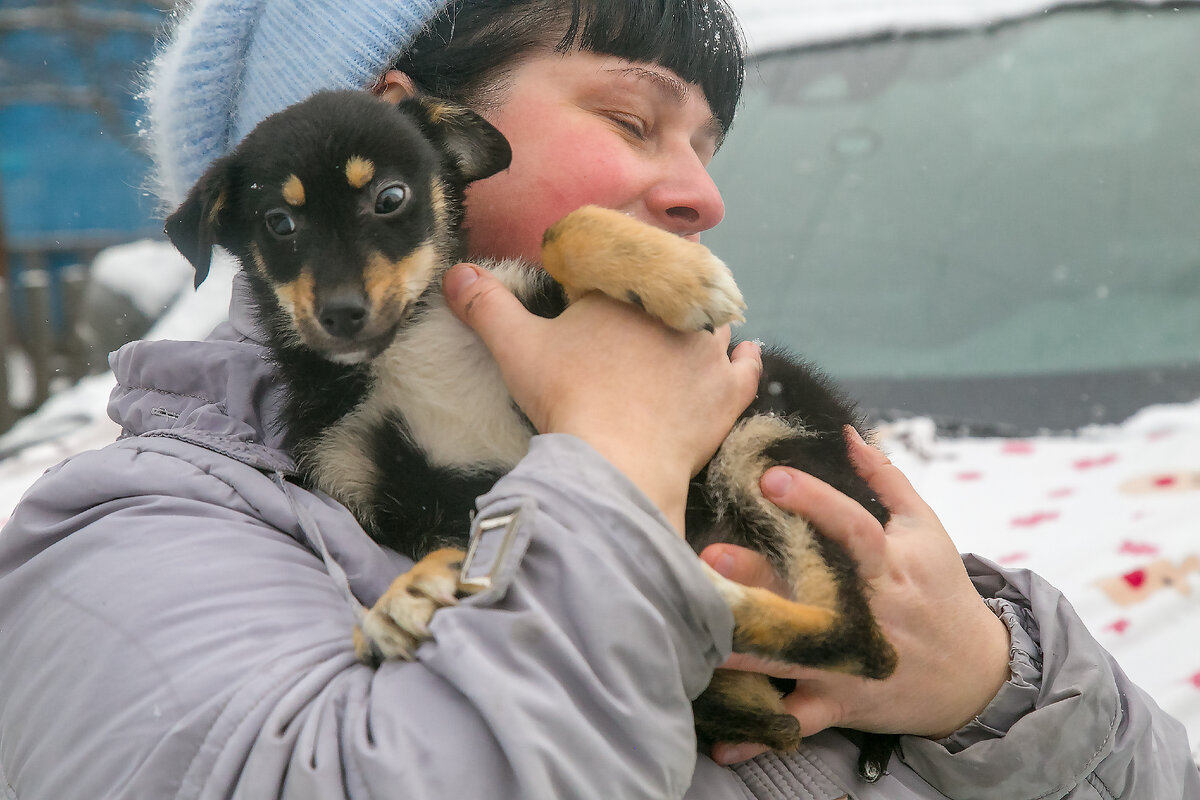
[355,547,474,664]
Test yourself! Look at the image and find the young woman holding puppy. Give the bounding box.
[0,1,1194,797]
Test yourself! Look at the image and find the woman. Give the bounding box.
[0,1,1194,798]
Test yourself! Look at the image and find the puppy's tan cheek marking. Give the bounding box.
[274,270,316,324]
[248,242,269,277]
[365,243,438,311]
[282,175,306,207]
[345,156,375,189]
[364,253,396,312]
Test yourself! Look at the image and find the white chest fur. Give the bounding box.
[307,260,541,517]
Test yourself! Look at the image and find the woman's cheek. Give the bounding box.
[462,126,639,262]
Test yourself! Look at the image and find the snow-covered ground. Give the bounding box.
[733,0,1168,53]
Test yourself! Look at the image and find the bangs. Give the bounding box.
[557,0,745,132]
[398,1,745,133]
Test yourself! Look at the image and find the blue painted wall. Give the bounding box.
[1,3,168,258]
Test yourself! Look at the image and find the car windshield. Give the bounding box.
[707,3,1200,434]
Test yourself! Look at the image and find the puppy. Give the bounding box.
[165,89,898,779]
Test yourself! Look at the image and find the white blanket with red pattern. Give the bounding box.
[882,400,1200,762]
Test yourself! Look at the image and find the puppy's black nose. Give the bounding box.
[318,294,369,339]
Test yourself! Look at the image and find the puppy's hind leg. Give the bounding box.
[693,669,802,752]
[540,205,745,332]
[703,415,898,679]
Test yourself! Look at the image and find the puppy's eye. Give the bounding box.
[375,184,409,215]
[265,210,297,237]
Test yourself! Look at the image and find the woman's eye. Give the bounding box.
[264,210,296,237]
[610,113,648,139]
[375,184,409,215]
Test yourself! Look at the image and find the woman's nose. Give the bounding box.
[647,152,725,238]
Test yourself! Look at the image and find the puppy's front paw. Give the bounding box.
[354,547,477,665]
[542,206,746,332]
[656,247,746,332]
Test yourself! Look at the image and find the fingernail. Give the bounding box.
[760,468,792,499]
[712,552,736,578]
[443,263,479,301]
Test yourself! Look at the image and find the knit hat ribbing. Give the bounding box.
[144,0,451,207]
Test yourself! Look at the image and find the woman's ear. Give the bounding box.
[373,70,417,102]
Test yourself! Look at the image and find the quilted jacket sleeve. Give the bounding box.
[0,433,732,800]
[898,556,1200,800]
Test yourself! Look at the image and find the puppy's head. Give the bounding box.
[165,90,510,363]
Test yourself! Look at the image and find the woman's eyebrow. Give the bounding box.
[604,65,725,146]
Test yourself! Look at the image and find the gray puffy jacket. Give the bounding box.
[1,278,1196,800]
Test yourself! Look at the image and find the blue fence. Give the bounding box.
[1,1,170,431]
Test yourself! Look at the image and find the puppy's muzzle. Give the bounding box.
[302,286,413,365]
[317,289,370,340]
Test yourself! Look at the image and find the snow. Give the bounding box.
[731,0,1168,54]
[90,239,195,318]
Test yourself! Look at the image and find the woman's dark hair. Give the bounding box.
[393,0,745,133]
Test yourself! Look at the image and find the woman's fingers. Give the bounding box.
[779,684,847,739]
[443,263,542,369]
[844,425,928,519]
[729,339,764,405]
[758,465,887,577]
[700,543,789,596]
[710,741,770,766]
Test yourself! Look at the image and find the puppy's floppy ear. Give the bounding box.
[164,156,233,289]
[406,96,512,184]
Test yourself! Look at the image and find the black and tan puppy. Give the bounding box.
[165,89,898,779]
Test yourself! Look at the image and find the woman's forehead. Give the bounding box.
[546,52,718,116]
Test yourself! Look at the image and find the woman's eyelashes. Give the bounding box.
[606,111,650,140]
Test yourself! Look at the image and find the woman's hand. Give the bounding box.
[701,428,1012,765]
[443,263,763,533]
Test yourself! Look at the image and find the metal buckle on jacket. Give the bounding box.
[459,509,523,591]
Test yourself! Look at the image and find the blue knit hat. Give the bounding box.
[144,0,452,207]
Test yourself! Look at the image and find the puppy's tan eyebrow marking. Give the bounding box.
[345,156,376,189]
[282,175,306,207]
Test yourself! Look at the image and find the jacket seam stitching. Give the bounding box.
[118,384,226,409]
[1033,706,1120,800]
[758,757,796,799]
[1086,773,1116,800]
[1,762,16,800]
[797,747,842,798]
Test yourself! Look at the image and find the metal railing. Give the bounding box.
[0,267,91,433]
[1,233,141,435]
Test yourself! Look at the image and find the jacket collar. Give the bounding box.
[108,301,296,475]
